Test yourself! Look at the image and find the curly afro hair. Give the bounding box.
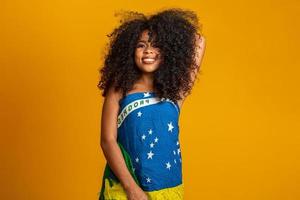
[97,8,203,102]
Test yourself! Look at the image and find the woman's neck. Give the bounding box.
[134,73,155,91]
[138,73,154,87]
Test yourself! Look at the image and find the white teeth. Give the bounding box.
[142,58,156,64]
[143,58,155,61]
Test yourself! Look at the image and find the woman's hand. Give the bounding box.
[193,32,206,69]
[125,184,148,200]
[195,32,206,57]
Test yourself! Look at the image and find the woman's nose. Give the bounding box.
[144,46,154,53]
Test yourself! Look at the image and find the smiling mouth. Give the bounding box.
[142,57,156,64]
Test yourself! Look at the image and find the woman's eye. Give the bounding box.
[152,43,160,49]
[136,44,144,48]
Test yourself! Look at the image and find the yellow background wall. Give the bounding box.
[1,0,299,199]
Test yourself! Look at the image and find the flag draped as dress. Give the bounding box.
[98,92,184,200]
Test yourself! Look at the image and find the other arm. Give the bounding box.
[177,33,206,109]
[100,87,148,200]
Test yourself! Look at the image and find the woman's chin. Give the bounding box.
[139,65,159,73]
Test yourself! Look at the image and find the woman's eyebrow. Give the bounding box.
[138,40,149,43]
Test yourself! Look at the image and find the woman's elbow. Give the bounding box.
[100,137,117,150]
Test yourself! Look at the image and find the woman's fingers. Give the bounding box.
[195,32,201,40]
[198,35,206,48]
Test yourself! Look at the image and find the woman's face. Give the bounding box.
[134,30,162,73]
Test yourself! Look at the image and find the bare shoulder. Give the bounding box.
[176,98,183,110]
[176,90,188,110]
[100,86,122,143]
[104,86,122,106]
[101,86,122,122]
[101,86,123,118]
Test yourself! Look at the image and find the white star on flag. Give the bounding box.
[150,143,154,148]
[146,177,151,183]
[135,157,139,163]
[166,162,171,170]
[141,134,146,140]
[174,159,177,164]
[147,151,154,159]
[177,148,181,155]
[137,111,142,117]
[143,92,151,97]
[148,129,153,135]
[173,150,176,155]
[168,121,174,132]
[154,137,159,143]
[176,141,179,145]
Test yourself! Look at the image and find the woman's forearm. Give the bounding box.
[101,140,138,191]
[190,34,206,84]
[194,34,206,69]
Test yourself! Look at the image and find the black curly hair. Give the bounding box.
[97,8,203,102]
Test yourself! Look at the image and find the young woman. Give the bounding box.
[97,8,206,200]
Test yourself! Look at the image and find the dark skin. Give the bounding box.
[100,30,206,200]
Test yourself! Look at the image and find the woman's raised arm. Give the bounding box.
[191,33,206,84]
[177,33,206,108]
